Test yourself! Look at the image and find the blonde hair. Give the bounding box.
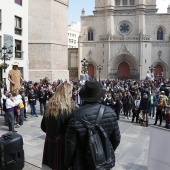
[46,82,73,117]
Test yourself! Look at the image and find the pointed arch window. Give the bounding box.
[157,27,163,40]
[88,29,93,41]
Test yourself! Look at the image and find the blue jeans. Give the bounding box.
[150,105,155,117]
[30,104,37,116]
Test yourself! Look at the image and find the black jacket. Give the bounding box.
[38,90,48,103]
[41,110,72,170]
[28,92,36,105]
[140,97,150,111]
[65,103,121,170]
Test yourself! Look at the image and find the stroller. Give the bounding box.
[139,110,149,127]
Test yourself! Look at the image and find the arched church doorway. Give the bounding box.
[118,62,130,80]
[154,64,163,77]
[88,64,94,78]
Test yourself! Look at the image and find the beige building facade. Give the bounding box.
[79,0,170,80]
[29,0,69,82]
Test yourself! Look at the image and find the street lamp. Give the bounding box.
[0,45,13,72]
[97,65,103,82]
[0,45,13,86]
[81,58,88,74]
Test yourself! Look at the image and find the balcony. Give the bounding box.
[15,50,23,59]
[15,27,22,35]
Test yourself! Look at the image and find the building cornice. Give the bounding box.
[54,0,68,6]
[99,34,151,42]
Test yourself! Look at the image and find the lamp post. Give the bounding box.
[81,58,88,74]
[97,65,103,82]
[0,45,13,85]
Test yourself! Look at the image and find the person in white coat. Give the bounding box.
[6,93,17,132]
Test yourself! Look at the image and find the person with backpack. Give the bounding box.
[65,80,121,170]
[154,95,165,126]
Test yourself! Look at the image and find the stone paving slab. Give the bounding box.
[0,108,166,170]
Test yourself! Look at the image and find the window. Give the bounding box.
[130,0,135,5]
[15,0,22,5]
[15,40,22,58]
[115,0,120,5]
[88,29,93,41]
[119,23,130,34]
[122,0,127,5]
[157,27,163,40]
[74,40,76,44]
[15,16,22,35]
[0,10,2,30]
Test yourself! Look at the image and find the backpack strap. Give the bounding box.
[95,104,105,125]
[76,104,105,128]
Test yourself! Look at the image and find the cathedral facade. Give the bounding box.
[79,0,170,80]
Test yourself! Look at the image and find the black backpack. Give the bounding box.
[77,105,114,170]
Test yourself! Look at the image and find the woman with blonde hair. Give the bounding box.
[41,82,73,170]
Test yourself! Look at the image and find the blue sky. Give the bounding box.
[68,0,170,24]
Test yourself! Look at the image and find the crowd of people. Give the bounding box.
[1,74,170,131]
[1,68,170,169]
[0,76,63,132]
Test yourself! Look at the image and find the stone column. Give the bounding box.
[105,0,115,35]
[107,40,111,79]
[78,36,83,78]
[136,0,146,34]
[139,33,143,80]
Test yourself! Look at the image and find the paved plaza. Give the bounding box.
[0,107,165,170]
